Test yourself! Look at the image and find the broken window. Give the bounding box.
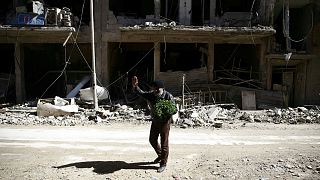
[160,43,207,72]
[110,0,154,19]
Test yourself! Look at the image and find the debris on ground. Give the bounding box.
[0,101,319,127]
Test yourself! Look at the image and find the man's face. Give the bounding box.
[152,87,164,96]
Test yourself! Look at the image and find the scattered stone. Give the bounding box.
[0,102,319,127]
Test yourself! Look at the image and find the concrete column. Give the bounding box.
[209,0,216,25]
[154,0,161,19]
[14,42,26,103]
[259,43,268,89]
[154,42,161,80]
[101,42,109,85]
[179,0,191,25]
[266,58,272,90]
[284,0,291,51]
[94,0,105,86]
[207,42,214,81]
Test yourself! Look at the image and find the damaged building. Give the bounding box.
[0,0,319,109]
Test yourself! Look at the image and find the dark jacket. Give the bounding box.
[134,86,175,120]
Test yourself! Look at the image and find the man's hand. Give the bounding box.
[132,76,138,88]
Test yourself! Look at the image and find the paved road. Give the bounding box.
[0,124,319,152]
[0,124,320,179]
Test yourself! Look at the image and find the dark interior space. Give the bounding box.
[109,0,154,18]
[64,43,92,95]
[24,43,91,100]
[0,0,13,24]
[216,0,255,16]
[108,43,154,103]
[214,44,260,88]
[273,5,313,53]
[191,0,210,26]
[160,43,207,72]
[24,44,65,100]
[160,0,179,22]
[0,44,15,103]
[288,6,313,52]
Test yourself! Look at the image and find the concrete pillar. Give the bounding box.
[207,42,214,81]
[266,58,272,90]
[101,42,109,85]
[179,0,191,25]
[284,0,291,51]
[94,0,109,86]
[259,43,268,89]
[209,0,216,25]
[154,42,161,80]
[14,42,26,103]
[154,0,161,19]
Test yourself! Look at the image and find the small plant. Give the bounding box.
[153,99,177,121]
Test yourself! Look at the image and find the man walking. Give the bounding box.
[132,76,175,173]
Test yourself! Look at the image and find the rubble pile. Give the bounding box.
[177,104,241,128]
[239,107,320,124]
[0,103,319,127]
[0,104,150,126]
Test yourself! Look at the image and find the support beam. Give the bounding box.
[266,58,272,90]
[207,42,214,81]
[154,42,160,80]
[14,42,25,103]
[101,42,109,85]
[259,42,267,89]
[284,0,291,51]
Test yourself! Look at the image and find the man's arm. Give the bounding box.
[132,76,155,102]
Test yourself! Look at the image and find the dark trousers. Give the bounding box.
[149,118,171,166]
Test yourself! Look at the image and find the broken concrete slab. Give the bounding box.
[79,85,109,101]
[37,97,78,117]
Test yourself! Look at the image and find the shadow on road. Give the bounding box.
[53,161,158,174]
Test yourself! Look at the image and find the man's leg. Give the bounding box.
[149,121,161,158]
[159,118,171,166]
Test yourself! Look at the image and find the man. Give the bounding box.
[132,76,175,173]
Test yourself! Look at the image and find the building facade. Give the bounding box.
[0,0,319,108]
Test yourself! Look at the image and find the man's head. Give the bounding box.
[151,80,165,96]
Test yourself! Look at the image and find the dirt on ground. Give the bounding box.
[0,122,320,180]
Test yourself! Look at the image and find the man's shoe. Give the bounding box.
[157,165,166,173]
[153,156,161,163]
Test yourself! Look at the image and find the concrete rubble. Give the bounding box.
[0,102,319,127]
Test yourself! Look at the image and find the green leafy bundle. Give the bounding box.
[153,99,177,121]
